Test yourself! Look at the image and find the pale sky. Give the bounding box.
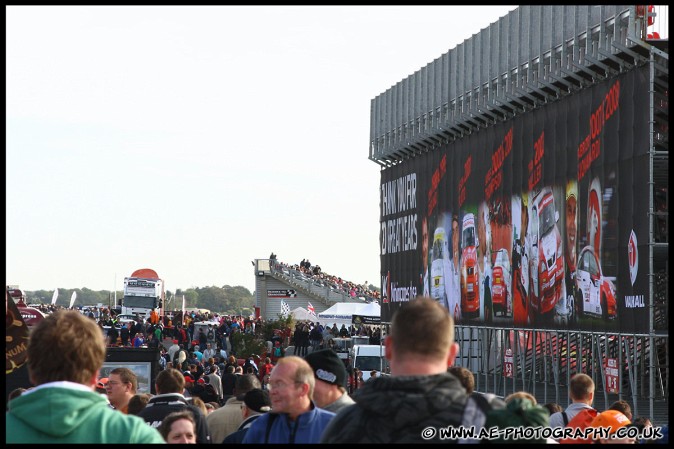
[7,5,517,295]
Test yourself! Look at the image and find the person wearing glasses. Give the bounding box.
[242,356,335,443]
[106,367,138,413]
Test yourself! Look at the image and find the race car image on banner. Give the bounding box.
[380,66,650,333]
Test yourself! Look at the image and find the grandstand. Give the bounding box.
[253,258,378,320]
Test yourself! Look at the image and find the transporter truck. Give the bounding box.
[122,268,165,322]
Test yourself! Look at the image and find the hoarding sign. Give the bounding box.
[605,357,619,393]
[504,348,514,378]
[380,67,650,333]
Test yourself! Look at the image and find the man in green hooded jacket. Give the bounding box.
[6,310,165,444]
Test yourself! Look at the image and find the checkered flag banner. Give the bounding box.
[281,299,290,317]
[307,302,316,316]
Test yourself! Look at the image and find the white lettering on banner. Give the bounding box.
[381,173,417,218]
[624,295,645,308]
[381,214,418,255]
[389,281,417,303]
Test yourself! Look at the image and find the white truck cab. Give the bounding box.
[350,344,387,381]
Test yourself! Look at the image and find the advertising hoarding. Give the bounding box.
[380,67,650,333]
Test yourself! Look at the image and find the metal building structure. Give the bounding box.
[370,6,668,424]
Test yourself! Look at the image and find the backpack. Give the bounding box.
[558,408,598,444]
[274,346,282,357]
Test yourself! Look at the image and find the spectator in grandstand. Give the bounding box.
[158,410,197,444]
[304,348,355,413]
[206,373,261,444]
[608,399,633,420]
[106,367,138,413]
[137,368,211,444]
[549,372,596,428]
[6,310,165,444]
[321,297,501,443]
[242,356,335,443]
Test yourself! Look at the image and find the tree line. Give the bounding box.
[24,285,255,316]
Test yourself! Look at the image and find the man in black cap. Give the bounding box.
[221,389,271,444]
[206,373,261,444]
[304,349,355,413]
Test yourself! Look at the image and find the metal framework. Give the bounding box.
[370,5,668,425]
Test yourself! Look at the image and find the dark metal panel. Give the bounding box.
[369,6,658,164]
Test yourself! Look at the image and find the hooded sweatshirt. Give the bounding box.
[320,372,495,443]
[6,383,165,444]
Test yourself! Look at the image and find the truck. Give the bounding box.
[121,268,165,322]
[350,344,388,381]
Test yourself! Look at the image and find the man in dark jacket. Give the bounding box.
[221,389,271,443]
[321,297,502,443]
[137,368,211,443]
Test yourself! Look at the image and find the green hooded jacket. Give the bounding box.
[6,386,165,444]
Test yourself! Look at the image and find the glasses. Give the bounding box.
[267,380,303,391]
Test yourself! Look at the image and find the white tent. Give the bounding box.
[317,302,365,327]
[355,302,380,318]
[290,306,315,322]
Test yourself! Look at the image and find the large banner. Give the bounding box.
[380,67,650,333]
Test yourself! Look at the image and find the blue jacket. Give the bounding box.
[242,403,335,444]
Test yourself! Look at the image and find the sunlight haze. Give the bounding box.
[7,5,517,294]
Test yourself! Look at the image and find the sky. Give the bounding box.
[6,5,517,295]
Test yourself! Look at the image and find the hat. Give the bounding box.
[97,377,109,388]
[304,349,347,387]
[244,389,271,413]
[590,410,631,435]
[197,378,205,384]
[184,374,194,383]
[173,339,178,344]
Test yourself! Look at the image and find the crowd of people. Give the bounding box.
[7,297,668,444]
[270,256,381,302]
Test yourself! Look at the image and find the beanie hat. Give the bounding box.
[244,388,272,413]
[590,410,631,435]
[304,349,347,387]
